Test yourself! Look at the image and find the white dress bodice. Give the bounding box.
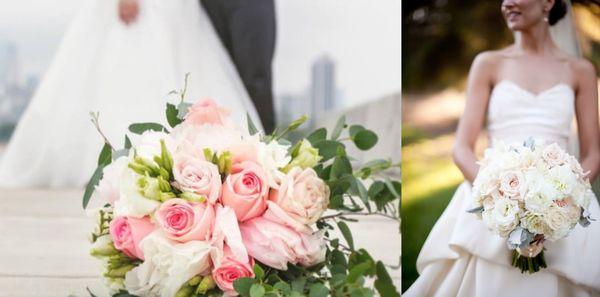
[487,80,575,149]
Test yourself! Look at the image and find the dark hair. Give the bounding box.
[548,0,567,26]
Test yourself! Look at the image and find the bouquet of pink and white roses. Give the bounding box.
[469,138,594,273]
[83,80,400,297]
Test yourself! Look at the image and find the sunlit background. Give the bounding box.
[401,0,600,292]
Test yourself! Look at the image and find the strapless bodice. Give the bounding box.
[487,80,575,148]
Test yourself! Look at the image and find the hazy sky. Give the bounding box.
[0,0,400,107]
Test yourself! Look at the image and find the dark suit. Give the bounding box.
[201,0,276,133]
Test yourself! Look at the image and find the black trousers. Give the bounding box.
[201,0,276,133]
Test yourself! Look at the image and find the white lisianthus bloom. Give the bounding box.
[520,211,549,235]
[547,165,579,197]
[114,167,160,218]
[135,131,174,161]
[124,232,221,297]
[245,134,291,189]
[482,198,521,237]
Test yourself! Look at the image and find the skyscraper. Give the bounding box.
[310,55,336,126]
[0,41,19,90]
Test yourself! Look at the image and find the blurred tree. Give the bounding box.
[403,0,600,92]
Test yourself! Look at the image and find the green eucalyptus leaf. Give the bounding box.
[166,103,183,127]
[349,288,374,297]
[307,128,327,145]
[313,140,345,162]
[353,130,378,150]
[330,115,346,140]
[291,277,306,293]
[273,281,292,295]
[83,165,104,209]
[337,221,354,250]
[374,261,400,297]
[249,284,266,297]
[128,122,167,135]
[234,277,256,297]
[253,264,265,280]
[347,261,374,283]
[349,124,366,138]
[330,156,352,180]
[247,113,259,135]
[124,135,132,149]
[329,274,347,289]
[97,143,112,166]
[328,194,344,210]
[308,283,328,297]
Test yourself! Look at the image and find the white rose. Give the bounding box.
[499,170,526,199]
[542,143,567,167]
[544,204,573,241]
[114,166,161,218]
[124,232,221,297]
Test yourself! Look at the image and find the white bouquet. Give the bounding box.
[469,138,594,273]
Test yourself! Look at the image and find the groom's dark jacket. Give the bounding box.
[201,0,276,133]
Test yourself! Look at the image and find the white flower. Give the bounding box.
[171,123,242,155]
[520,211,549,235]
[124,232,221,297]
[541,143,567,167]
[135,131,174,161]
[94,156,129,205]
[245,135,291,189]
[544,204,574,241]
[499,170,527,199]
[547,165,578,197]
[114,166,161,218]
[482,198,521,237]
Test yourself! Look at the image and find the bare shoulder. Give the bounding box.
[469,49,506,80]
[568,56,597,79]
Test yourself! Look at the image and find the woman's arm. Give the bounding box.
[574,59,600,181]
[452,52,496,183]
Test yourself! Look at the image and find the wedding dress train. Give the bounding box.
[404,80,600,296]
[0,0,261,188]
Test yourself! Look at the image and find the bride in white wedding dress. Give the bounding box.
[405,0,600,296]
[0,0,261,188]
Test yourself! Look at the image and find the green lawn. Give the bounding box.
[401,132,463,292]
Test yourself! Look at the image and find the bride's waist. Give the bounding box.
[487,127,570,148]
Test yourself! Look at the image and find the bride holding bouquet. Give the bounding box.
[405,0,600,296]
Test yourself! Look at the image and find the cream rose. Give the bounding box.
[265,168,330,233]
[172,154,222,204]
[499,170,526,199]
[542,143,567,167]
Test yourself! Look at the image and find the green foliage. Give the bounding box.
[166,103,183,127]
[83,164,105,209]
[128,122,168,134]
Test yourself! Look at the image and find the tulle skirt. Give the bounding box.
[0,0,260,188]
[404,182,600,297]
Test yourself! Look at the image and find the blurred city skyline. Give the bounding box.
[0,0,401,109]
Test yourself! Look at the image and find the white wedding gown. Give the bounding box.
[0,0,261,188]
[405,80,600,296]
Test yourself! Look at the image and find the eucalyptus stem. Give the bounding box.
[90,112,115,151]
[320,211,399,221]
[180,72,190,104]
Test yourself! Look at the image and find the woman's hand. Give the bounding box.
[118,0,139,25]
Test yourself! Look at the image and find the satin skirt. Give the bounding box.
[404,182,600,297]
[0,0,261,188]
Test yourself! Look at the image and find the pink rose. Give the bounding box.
[213,245,255,296]
[239,217,326,270]
[185,98,231,126]
[109,216,155,260]
[155,198,216,242]
[227,141,259,165]
[221,161,269,221]
[499,170,525,199]
[173,154,222,204]
[265,168,330,233]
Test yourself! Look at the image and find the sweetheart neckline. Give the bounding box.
[494,80,574,98]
